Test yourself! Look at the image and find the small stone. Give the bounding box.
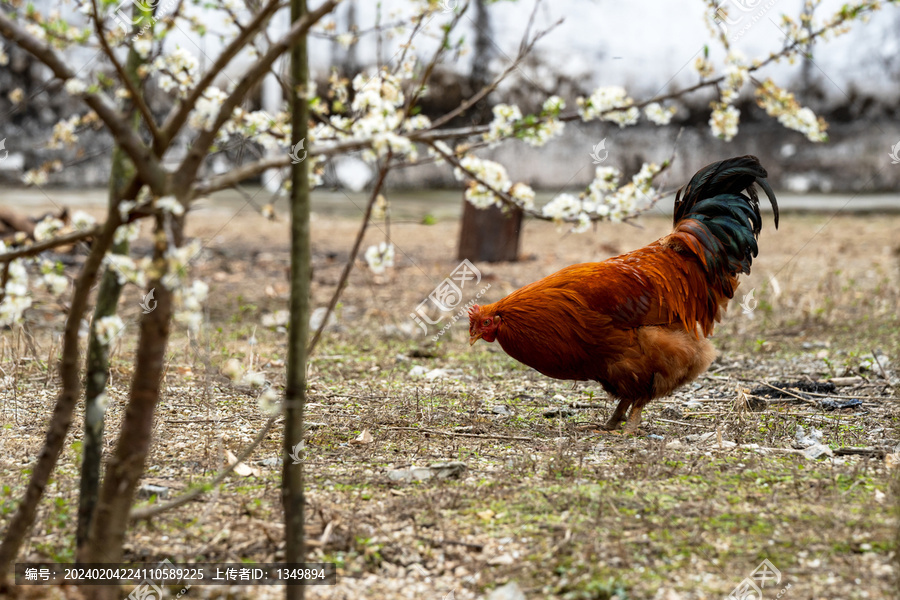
[429,461,467,479]
[543,408,575,418]
[137,484,170,499]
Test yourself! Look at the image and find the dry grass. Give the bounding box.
[1,207,899,599]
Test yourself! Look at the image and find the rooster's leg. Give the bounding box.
[601,398,631,430]
[622,405,644,434]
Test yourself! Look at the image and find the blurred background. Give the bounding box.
[1,0,898,201]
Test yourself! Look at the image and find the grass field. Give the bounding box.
[1,207,898,599]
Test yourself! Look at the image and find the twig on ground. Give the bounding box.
[129,415,278,521]
[386,426,533,442]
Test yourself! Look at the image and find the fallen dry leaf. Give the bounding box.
[351,429,374,445]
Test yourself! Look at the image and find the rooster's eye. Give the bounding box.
[482,319,491,326]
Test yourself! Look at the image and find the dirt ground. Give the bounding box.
[1,203,899,600]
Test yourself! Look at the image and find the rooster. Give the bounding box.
[468,156,778,433]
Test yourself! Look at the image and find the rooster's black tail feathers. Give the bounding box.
[673,155,778,277]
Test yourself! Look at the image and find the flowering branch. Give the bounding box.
[155,0,284,155]
[0,10,169,195]
[0,11,167,195]
[0,227,101,263]
[89,0,161,146]
[171,0,340,195]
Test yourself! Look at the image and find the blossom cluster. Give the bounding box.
[644,102,677,126]
[709,103,741,142]
[484,104,522,146]
[364,242,395,275]
[755,79,828,142]
[450,154,535,214]
[94,315,125,347]
[454,155,512,209]
[708,52,748,141]
[152,48,200,97]
[542,162,661,232]
[577,86,639,127]
[0,242,31,327]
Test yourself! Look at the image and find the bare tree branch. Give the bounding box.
[0,227,101,263]
[307,153,392,355]
[429,16,563,130]
[129,416,278,521]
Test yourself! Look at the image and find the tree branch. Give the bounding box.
[155,0,284,155]
[129,416,278,521]
[0,227,100,263]
[307,153,392,355]
[171,0,339,196]
[89,0,162,146]
[0,10,168,195]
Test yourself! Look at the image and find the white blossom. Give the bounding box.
[542,95,566,114]
[709,104,740,141]
[577,86,634,122]
[33,217,64,242]
[0,244,31,326]
[644,103,676,126]
[509,183,535,210]
[694,56,714,78]
[49,115,80,149]
[756,79,827,142]
[605,106,640,128]
[133,37,152,59]
[42,272,68,295]
[71,210,96,230]
[156,196,185,216]
[542,193,582,222]
[8,88,24,105]
[64,78,88,96]
[22,169,49,187]
[484,103,522,144]
[152,48,200,97]
[162,239,202,290]
[364,242,395,274]
[454,156,511,209]
[94,315,125,346]
[335,33,356,49]
[188,87,228,131]
[402,114,431,132]
[104,254,148,287]
[113,222,141,245]
[521,118,564,147]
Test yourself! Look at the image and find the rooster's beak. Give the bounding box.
[469,332,483,346]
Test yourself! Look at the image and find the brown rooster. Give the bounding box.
[468,155,778,433]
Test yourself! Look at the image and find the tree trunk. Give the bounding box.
[284,0,311,598]
[80,216,179,600]
[0,216,120,588]
[76,238,126,555]
[77,24,144,561]
[457,200,523,263]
